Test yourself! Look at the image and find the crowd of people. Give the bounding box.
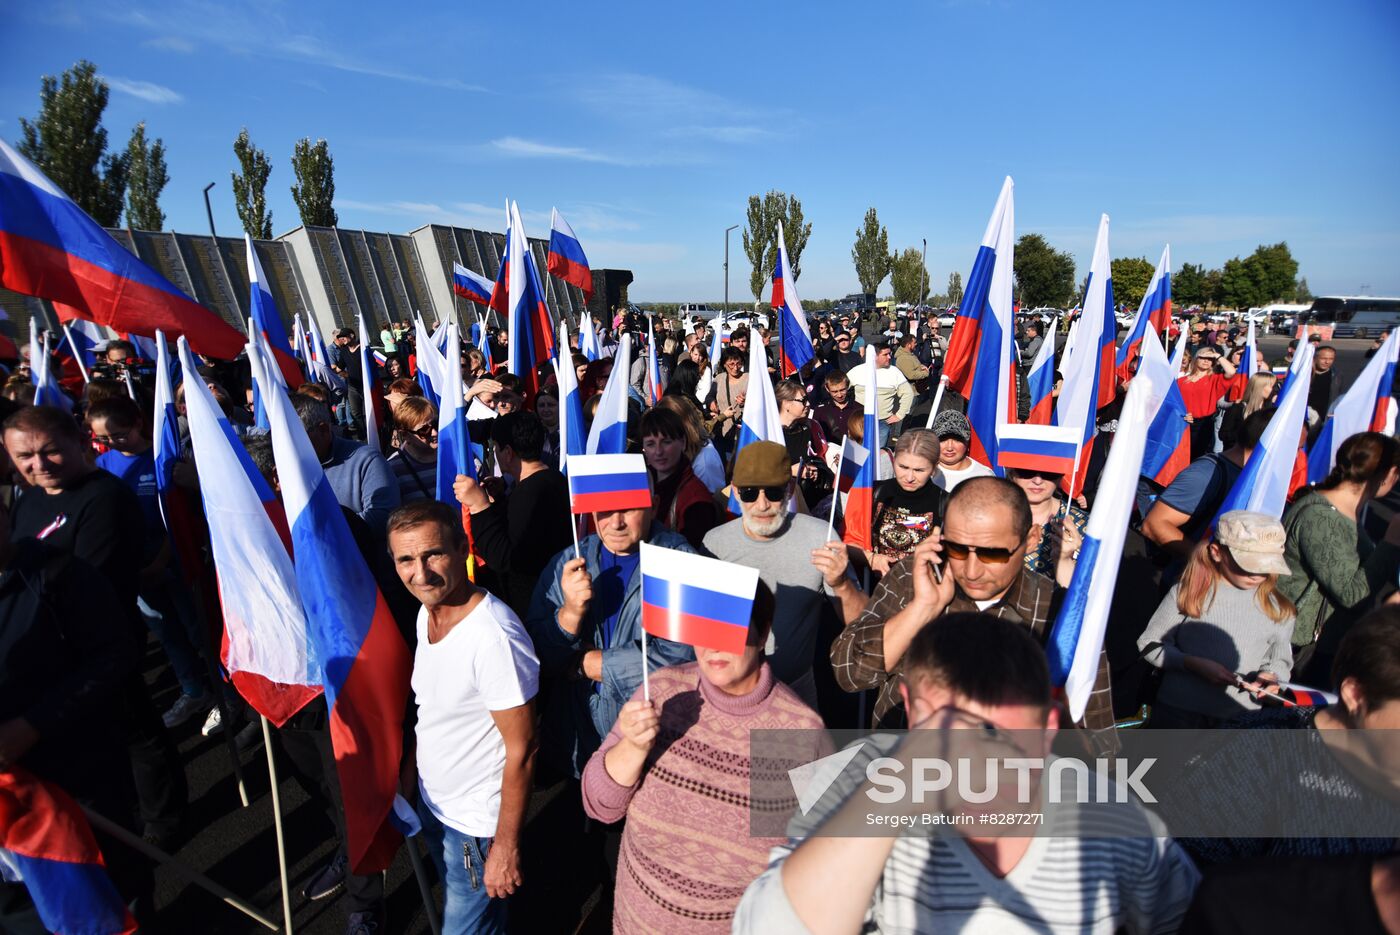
[1,304,1398,935]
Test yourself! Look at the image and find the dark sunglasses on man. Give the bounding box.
[736,484,788,503]
[939,538,1017,564]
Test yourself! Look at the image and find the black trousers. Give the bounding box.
[125,673,188,837]
[276,723,385,912]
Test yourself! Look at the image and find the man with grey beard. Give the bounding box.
[703,442,867,706]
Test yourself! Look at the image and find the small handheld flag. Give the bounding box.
[996,424,1081,475]
[639,542,759,656]
[771,219,814,376]
[452,262,495,306]
[567,453,651,513]
[828,436,870,542]
[1024,317,1058,425]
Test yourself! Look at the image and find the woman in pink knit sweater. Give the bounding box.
[581,588,825,933]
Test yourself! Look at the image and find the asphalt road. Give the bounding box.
[140,331,1388,934]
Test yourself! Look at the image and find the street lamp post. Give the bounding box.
[724,224,739,322]
[202,182,217,238]
[918,237,927,308]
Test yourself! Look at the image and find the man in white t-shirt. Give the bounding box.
[388,500,538,934]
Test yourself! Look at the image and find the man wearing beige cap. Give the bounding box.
[1138,510,1297,728]
[704,442,868,707]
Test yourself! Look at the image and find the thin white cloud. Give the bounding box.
[490,136,631,165]
[338,197,645,238]
[104,77,184,104]
[142,35,196,53]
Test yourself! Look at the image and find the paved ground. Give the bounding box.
[139,330,1388,934]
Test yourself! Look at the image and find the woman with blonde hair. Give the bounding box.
[1139,510,1297,727]
[387,395,439,502]
[866,428,946,574]
[1218,371,1276,450]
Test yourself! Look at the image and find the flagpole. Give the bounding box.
[406,840,442,935]
[826,444,845,543]
[61,323,91,383]
[260,716,294,935]
[924,376,948,429]
[640,629,651,703]
[1065,440,1084,518]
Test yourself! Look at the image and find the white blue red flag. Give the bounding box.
[941,176,1016,470]
[1025,317,1058,425]
[554,322,588,474]
[726,322,786,514]
[646,313,663,404]
[996,424,1081,475]
[639,542,759,654]
[842,346,881,548]
[586,332,632,455]
[412,312,444,407]
[0,136,264,365]
[1169,326,1189,375]
[579,310,602,362]
[358,311,383,454]
[547,208,594,300]
[27,320,65,409]
[1138,328,1193,488]
[261,350,415,874]
[1239,316,1260,384]
[770,219,814,376]
[123,331,158,360]
[181,336,320,725]
[246,235,302,386]
[1216,341,1316,520]
[453,262,495,307]
[490,201,556,399]
[707,318,724,374]
[0,767,137,935]
[432,317,481,577]
[304,313,345,392]
[1115,245,1171,380]
[836,436,871,495]
[568,453,652,513]
[1054,214,1117,498]
[1308,328,1400,482]
[1281,682,1337,707]
[1047,345,1169,719]
[59,317,105,376]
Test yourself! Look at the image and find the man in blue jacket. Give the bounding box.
[526,497,695,779]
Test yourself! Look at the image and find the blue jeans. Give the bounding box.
[415,798,506,934]
[139,576,208,698]
[877,418,893,448]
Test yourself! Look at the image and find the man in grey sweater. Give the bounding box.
[292,395,400,540]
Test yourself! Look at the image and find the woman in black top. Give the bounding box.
[775,379,831,510]
[868,428,946,575]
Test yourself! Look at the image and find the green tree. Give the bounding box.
[17,60,128,226]
[1295,276,1313,302]
[741,190,811,301]
[1172,262,1209,308]
[1203,268,1224,308]
[1013,234,1076,308]
[1110,256,1155,311]
[1218,256,1264,310]
[946,270,963,306]
[851,207,892,298]
[890,247,929,305]
[232,127,273,239]
[1249,242,1299,303]
[124,122,168,230]
[290,137,337,227]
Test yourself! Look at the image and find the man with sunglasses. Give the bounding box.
[738,613,1199,934]
[832,476,1117,742]
[703,442,868,708]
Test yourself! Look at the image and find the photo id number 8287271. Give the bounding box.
[978,813,1045,825]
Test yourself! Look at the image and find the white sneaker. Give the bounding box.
[200,705,224,737]
[162,692,214,729]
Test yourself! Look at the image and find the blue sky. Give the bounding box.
[3,0,1398,302]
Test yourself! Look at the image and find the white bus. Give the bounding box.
[1305,296,1400,338]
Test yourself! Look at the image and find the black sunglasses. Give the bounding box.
[941,539,1018,564]
[737,484,788,503]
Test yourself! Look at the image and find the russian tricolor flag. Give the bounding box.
[0,137,275,366]
[474,310,495,372]
[262,351,415,874]
[1115,245,1170,380]
[770,219,814,377]
[579,310,602,362]
[1307,328,1400,483]
[491,200,557,400]
[646,313,664,405]
[567,453,652,513]
[0,767,137,935]
[27,319,66,409]
[836,436,871,495]
[1047,342,1171,720]
[941,177,1017,470]
[726,321,786,514]
[58,316,105,376]
[1216,341,1316,521]
[453,262,495,307]
[358,310,384,454]
[842,347,880,550]
[1054,214,1117,498]
[587,333,632,455]
[554,321,588,474]
[639,542,760,655]
[246,235,302,387]
[1282,682,1337,707]
[1138,328,1193,488]
[1025,316,1058,425]
[547,208,594,300]
[996,424,1080,475]
[412,312,444,407]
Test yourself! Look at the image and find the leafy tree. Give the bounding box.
[1296,276,1313,303]
[1249,242,1298,303]
[1110,256,1155,311]
[1218,256,1263,310]
[1013,234,1076,308]
[1172,262,1209,308]
[290,137,337,227]
[851,207,892,298]
[124,122,168,230]
[890,247,929,304]
[232,127,273,239]
[741,190,810,301]
[1203,268,1223,308]
[946,271,963,306]
[18,60,128,226]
